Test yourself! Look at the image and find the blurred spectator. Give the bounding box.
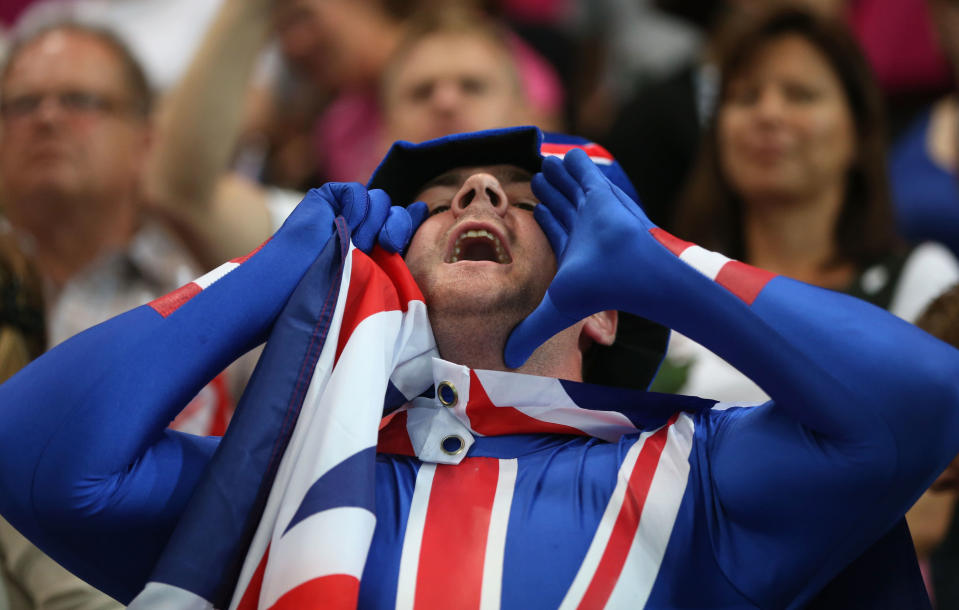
[888,0,959,260]
[562,0,701,137]
[0,224,122,609]
[0,22,233,434]
[309,3,566,183]
[905,283,959,607]
[273,0,415,184]
[656,7,959,401]
[380,6,544,145]
[603,0,845,230]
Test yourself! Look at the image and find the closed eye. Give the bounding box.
[428,205,450,217]
[513,202,536,212]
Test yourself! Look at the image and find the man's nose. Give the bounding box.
[29,95,68,127]
[430,80,460,110]
[451,173,509,217]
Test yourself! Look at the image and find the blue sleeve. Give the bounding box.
[512,150,957,606]
[668,272,959,608]
[0,192,340,602]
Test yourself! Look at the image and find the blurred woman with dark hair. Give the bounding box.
[658,7,959,401]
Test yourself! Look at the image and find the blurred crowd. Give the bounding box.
[1,0,959,607]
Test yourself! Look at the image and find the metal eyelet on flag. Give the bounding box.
[437,381,458,408]
[441,435,466,456]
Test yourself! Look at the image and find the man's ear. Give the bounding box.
[580,310,617,347]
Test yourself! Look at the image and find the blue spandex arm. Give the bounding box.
[507,150,959,607]
[0,185,424,602]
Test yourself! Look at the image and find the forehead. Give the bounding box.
[390,32,511,84]
[730,34,837,83]
[414,164,533,195]
[3,30,128,94]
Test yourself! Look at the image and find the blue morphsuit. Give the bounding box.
[0,130,957,608]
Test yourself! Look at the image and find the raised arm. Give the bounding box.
[144,0,277,266]
[0,185,422,602]
[506,149,959,605]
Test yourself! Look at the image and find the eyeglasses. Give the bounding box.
[0,90,136,121]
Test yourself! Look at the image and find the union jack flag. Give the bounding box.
[125,217,704,610]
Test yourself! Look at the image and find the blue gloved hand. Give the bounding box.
[379,201,428,253]
[317,182,428,254]
[504,148,660,368]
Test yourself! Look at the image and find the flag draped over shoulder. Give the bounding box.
[128,218,437,610]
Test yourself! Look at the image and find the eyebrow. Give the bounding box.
[419,166,534,192]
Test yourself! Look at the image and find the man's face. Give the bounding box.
[383,32,527,144]
[0,30,149,211]
[403,164,556,322]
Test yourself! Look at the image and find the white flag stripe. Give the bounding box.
[605,414,695,608]
[297,308,405,477]
[713,400,765,411]
[678,245,731,281]
[194,260,240,290]
[476,369,576,408]
[129,582,215,609]
[395,463,437,610]
[261,508,377,608]
[480,459,518,610]
[514,404,638,442]
[557,433,651,610]
[389,300,438,400]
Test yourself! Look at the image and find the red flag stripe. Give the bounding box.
[377,410,416,456]
[371,247,426,310]
[466,371,588,437]
[649,228,693,257]
[149,282,202,318]
[268,574,360,610]
[414,458,500,610]
[235,545,270,610]
[577,415,678,609]
[714,260,776,306]
[650,228,775,305]
[335,248,426,365]
[150,239,271,318]
[540,142,615,163]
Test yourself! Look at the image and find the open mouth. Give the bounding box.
[447,228,512,264]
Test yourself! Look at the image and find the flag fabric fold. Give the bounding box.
[129,219,437,610]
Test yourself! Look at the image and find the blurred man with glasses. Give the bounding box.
[0,24,233,432]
